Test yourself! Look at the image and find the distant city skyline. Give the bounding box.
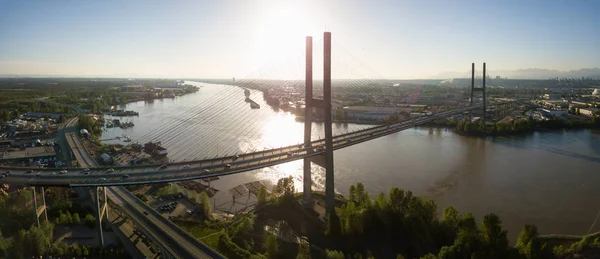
[1,0,599,79]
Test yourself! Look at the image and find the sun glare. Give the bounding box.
[253,3,315,65]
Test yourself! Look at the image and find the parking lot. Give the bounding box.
[148,194,200,219]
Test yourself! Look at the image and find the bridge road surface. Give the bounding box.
[61,122,221,258]
[1,104,489,187]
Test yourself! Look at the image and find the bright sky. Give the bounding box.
[1,0,599,79]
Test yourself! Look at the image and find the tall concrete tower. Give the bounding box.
[302,32,335,217]
[469,62,487,122]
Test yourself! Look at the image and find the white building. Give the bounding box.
[593,89,600,96]
[580,108,600,117]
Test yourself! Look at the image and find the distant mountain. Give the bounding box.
[431,68,600,80]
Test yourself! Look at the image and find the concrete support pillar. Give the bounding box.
[303,36,314,207]
[31,186,49,227]
[32,187,39,227]
[482,62,487,124]
[103,186,108,219]
[41,187,48,222]
[96,187,105,248]
[469,63,475,121]
[323,32,335,217]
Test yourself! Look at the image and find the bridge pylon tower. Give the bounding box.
[302,32,335,217]
[31,186,48,226]
[469,62,487,123]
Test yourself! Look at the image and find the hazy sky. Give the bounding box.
[1,0,599,79]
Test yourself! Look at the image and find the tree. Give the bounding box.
[442,206,460,228]
[66,211,73,225]
[265,233,279,259]
[296,242,311,259]
[26,224,52,256]
[325,249,345,259]
[72,213,81,224]
[11,229,27,259]
[516,225,543,259]
[0,227,8,254]
[273,176,295,203]
[84,214,96,229]
[480,213,509,258]
[156,185,171,197]
[257,185,268,206]
[200,192,211,217]
[349,185,357,203]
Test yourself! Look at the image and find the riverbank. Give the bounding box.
[169,174,600,259]
[425,115,600,137]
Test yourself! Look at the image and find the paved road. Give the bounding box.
[61,119,221,258]
[1,104,485,188]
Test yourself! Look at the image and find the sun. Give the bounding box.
[253,3,314,65]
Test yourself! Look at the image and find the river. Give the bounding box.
[100,81,600,240]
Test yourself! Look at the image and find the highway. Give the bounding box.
[1,104,486,187]
[109,185,219,258]
[56,120,222,258]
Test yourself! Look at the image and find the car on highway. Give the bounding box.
[83,171,89,175]
[143,211,149,215]
[26,170,33,174]
[0,175,4,178]
[122,174,130,178]
[105,168,115,173]
[83,168,90,172]
[158,164,168,170]
[59,170,67,174]
[225,164,232,168]
[347,138,353,142]
[202,169,210,173]
[233,155,240,160]
[100,178,107,181]
[4,171,10,175]
[183,164,190,168]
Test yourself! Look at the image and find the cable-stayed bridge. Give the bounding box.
[2,103,491,186]
[1,32,514,257]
